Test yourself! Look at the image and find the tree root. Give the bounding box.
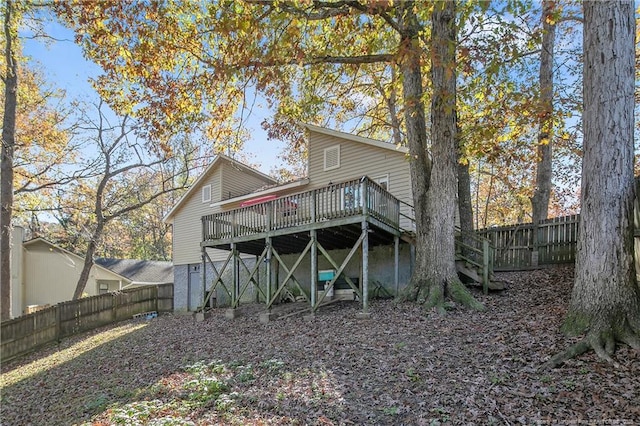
[400,275,485,314]
[542,321,640,370]
[540,339,590,370]
[447,278,485,311]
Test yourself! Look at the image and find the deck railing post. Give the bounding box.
[361,177,368,216]
[231,211,237,238]
[311,190,317,223]
[267,202,273,231]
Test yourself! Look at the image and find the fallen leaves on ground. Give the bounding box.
[1,265,638,425]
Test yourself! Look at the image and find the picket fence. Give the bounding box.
[1,284,173,362]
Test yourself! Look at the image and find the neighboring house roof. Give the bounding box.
[163,154,278,223]
[22,238,131,284]
[94,258,173,285]
[303,123,409,154]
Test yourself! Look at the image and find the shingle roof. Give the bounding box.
[94,258,173,284]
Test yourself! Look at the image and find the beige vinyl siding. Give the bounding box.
[220,162,273,201]
[172,160,275,266]
[173,169,224,265]
[307,131,414,230]
[22,241,126,308]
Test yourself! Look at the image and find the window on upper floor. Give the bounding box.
[202,184,212,203]
[324,145,341,171]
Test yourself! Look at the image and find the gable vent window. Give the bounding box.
[202,184,212,203]
[324,145,340,171]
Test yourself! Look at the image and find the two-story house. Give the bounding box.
[165,124,419,314]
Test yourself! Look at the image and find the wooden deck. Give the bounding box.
[198,176,495,317]
[199,177,409,316]
[202,177,407,255]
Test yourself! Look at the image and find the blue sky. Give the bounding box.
[22,19,285,174]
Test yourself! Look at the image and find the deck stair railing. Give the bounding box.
[397,200,494,294]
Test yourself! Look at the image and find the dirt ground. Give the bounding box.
[1,265,639,425]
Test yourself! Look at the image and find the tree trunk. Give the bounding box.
[560,0,640,363]
[531,0,556,225]
[73,223,104,300]
[401,1,482,311]
[1,0,18,320]
[457,146,475,259]
[387,67,402,147]
[457,120,473,236]
[398,4,433,304]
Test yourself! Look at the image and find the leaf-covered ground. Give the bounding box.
[1,265,639,425]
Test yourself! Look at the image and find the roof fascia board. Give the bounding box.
[303,123,409,154]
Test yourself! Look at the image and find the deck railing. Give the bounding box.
[203,176,400,242]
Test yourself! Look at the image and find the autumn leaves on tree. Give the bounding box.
[2,1,638,365]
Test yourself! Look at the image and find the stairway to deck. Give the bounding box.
[399,214,503,293]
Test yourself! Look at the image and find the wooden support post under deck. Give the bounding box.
[200,249,206,311]
[361,221,369,315]
[310,229,318,309]
[394,236,400,296]
[266,238,272,307]
[231,243,239,308]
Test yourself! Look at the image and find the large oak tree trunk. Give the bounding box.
[556,0,640,365]
[398,5,432,304]
[1,0,18,320]
[531,0,556,225]
[401,0,481,311]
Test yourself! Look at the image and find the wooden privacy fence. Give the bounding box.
[1,284,173,363]
[476,215,579,270]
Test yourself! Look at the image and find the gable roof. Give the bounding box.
[163,154,277,223]
[303,123,409,154]
[22,238,131,283]
[94,258,173,284]
[211,125,408,208]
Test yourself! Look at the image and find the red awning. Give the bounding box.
[240,194,278,207]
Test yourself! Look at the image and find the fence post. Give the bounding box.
[112,293,118,322]
[531,220,540,267]
[55,305,61,341]
[482,239,490,295]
